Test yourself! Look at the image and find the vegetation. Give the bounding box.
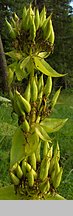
[0,90,73,199]
[0,0,73,200]
[51,89,73,199]
[0,102,18,186]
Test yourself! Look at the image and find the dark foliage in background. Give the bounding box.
[0,0,73,90]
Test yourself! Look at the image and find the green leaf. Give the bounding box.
[7,62,17,81]
[0,186,65,200]
[5,50,22,61]
[7,67,14,85]
[35,124,51,142]
[45,192,65,200]
[8,62,27,81]
[38,52,51,58]
[10,127,26,168]
[0,185,21,200]
[34,56,66,77]
[26,57,34,74]
[8,62,17,71]
[40,118,68,133]
[20,56,30,69]
[24,130,39,156]
[15,63,27,81]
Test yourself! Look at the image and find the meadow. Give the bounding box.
[0,89,73,199]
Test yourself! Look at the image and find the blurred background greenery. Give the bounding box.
[0,0,73,91]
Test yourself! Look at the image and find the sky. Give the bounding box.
[70,0,73,8]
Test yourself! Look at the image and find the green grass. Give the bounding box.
[50,89,73,200]
[0,103,18,186]
[0,90,73,199]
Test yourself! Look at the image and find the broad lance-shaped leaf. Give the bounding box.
[7,67,14,85]
[5,18,16,39]
[5,50,22,61]
[45,192,65,200]
[8,61,28,84]
[35,124,51,142]
[10,127,26,168]
[20,56,30,69]
[34,56,66,77]
[15,63,27,81]
[8,62,17,71]
[40,118,68,133]
[26,57,34,75]
[24,130,39,156]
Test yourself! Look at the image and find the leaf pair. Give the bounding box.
[7,61,27,84]
[35,124,51,142]
[40,118,68,133]
[7,55,35,84]
[34,56,66,77]
[10,117,68,168]
[35,117,68,141]
[10,127,39,168]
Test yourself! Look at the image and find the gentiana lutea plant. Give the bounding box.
[5,4,68,200]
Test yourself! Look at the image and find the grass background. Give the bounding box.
[0,89,73,199]
[51,89,73,199]
[0,102,18,186]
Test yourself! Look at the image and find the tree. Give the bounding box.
[0,35,8,92]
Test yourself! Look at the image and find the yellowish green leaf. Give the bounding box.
[20,56,30,69]
[34,56,66,77]
[35,124,51,141]
[7,67,14,85]
[40,118,68,133]
[10,127,26,168]
[38,52,50,58]
[24,130,39,156]
[5,50,22,60]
